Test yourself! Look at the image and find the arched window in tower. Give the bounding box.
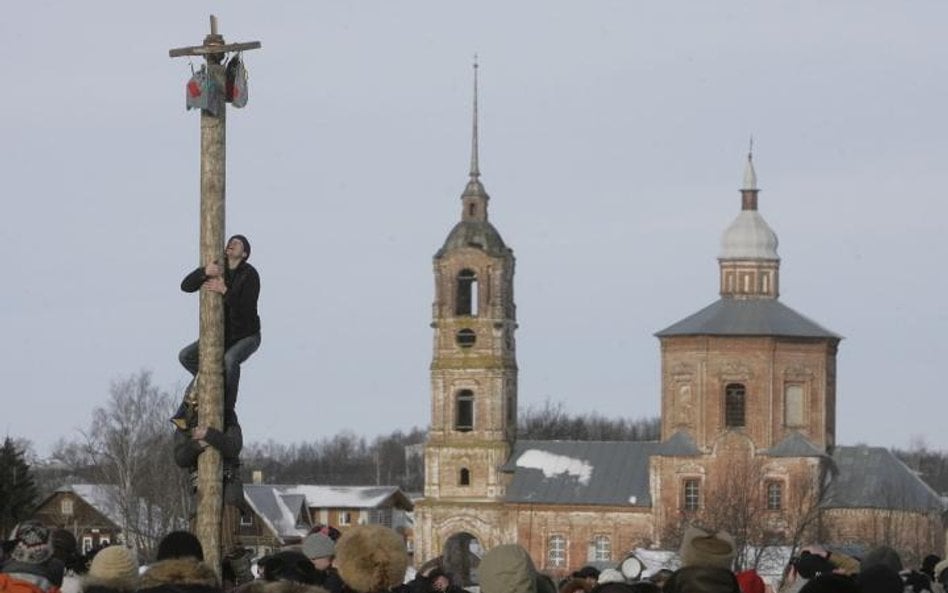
[456,269,479,316]
[455,390,474,432]
[725,383,746,427]
[459,468,470,486]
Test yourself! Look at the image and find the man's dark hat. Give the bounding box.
[229,234,251,259]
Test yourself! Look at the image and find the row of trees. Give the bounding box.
[6,371,660,548]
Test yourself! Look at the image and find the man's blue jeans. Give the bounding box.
[179,332,261,413]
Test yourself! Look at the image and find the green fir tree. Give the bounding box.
[0,437,39,537]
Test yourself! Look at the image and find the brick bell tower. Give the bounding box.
[415,63,519,564]
[655,152,841,452]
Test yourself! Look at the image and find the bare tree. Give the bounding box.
[662,455,829,573]
[81,371,190,557]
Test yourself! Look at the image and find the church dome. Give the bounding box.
[719,210,779,260]
[437,220,508,258]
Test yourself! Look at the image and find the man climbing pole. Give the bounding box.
[169,15,261,575]
[173,233,261,428]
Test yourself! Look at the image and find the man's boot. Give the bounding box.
[170,380,198,431]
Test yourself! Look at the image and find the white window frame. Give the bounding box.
[547,534,566,568]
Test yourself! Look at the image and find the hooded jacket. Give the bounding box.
[479,545,555,593]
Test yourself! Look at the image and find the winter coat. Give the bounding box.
[312,568,343,593]
[0,573,58,593]
[173,422,244,507]
[181,261,260,349]
[236,581,328,593]
[137,558,221,593]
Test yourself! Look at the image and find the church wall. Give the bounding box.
[510,505,654,578]
[660,336,836,450]
[820,508,945,567]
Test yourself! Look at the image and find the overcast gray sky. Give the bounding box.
[3,2,946,456]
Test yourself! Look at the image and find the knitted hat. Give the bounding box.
[88,546,139,584]
[156,530,204,561]
[10,521,53,565]
[678,526,735,570]
[734,570,764,593]
[794,552,834,579]
[302,533,336,560]
[335,525,408,593]
[228,234,251,259]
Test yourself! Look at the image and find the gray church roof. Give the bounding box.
[436,220,509,258]
[655,430,701,456]
[503,440,659,507]
[762,432,828,457]
[656,298,840,339]
[824,446,944,513]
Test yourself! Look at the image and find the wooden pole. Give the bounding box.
[170,16,260,576]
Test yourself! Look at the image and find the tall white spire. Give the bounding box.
[469,56,480,180]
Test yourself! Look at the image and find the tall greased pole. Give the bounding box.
[169,16,260,575]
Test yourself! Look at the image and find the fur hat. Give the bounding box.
[302,533,336,560]
[86,546,139,589]
[335,525,408,593]
[156,530,204,561]
[678,526,735,570]
[10,521,54,565]
[664,566,740,593]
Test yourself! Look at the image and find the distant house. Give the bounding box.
[240,483,414,558]
[32,485,129,553]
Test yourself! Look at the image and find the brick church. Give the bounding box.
[412,71,944,577]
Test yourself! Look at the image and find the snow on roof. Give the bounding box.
[60,484,168,536]
[64,484,125,527]
[515,449,593,486]
[243,485,308,542]
[274,485,405,509]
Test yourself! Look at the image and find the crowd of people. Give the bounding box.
[2,519,946,593]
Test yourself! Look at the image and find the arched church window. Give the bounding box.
[459,468,470,486]
[455,390,474,432]
[547,535,566,568]
[725,383,746,427]
[456,269,478,316]
[682,479,700,512]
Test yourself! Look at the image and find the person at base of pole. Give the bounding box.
[172,409,253,586]
[172,234,261,429]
